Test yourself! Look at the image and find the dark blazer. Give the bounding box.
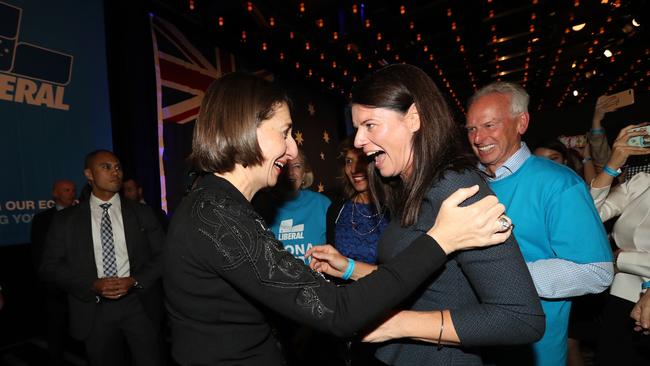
[375,169,544,366]
[40,197,165,340]
[31,207,57,272]
[164,174,450,366]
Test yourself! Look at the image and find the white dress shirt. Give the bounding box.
[591,172,650,303]
[90,193,131,278]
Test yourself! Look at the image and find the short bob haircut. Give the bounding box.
[190,72,291,173]
[351,64,475,227]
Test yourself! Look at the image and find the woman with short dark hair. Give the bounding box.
[163,72,514,366]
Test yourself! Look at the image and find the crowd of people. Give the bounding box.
[16,64,650,366]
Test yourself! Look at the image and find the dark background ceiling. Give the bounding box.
[153,0,649,117]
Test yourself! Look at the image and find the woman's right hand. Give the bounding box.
[607,123,650,170]
[306,245,349,278]
[428,185,511,254]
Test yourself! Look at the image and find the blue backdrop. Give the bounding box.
[0,0,112,245]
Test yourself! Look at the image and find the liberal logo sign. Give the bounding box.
[0,1,72,110]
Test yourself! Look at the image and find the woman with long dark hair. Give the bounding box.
[326,138,389,264]
[309,64,545,365]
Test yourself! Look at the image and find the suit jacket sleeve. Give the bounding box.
[422,170,545,346]
[128,203,165,289]
[40,210,97,302]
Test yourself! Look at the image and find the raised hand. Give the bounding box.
[607,123,650,170]
[594,94,619,121]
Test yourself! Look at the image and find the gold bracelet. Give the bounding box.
[437,310,444,350]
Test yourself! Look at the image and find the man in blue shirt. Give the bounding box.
[465,82,613,366]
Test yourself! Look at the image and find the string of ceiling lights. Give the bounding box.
[180,0,646,114]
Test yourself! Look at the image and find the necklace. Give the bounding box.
[350,197,385,236]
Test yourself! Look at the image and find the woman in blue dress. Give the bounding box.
[327,138,389,265]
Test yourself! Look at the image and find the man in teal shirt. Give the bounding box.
[465,82,613,366]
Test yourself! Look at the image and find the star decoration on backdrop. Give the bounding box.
[320,152,325,160]
[294,131,304,146]
[307,102,316,116]
[322,130,330,144]
[317,182,325,193]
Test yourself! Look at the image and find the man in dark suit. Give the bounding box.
[31,180,77,269]
[40,150,165,366]
[31,179,76,366]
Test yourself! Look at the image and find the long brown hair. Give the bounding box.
[351,64,475,227]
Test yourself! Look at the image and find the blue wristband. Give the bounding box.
[591,128,605,135]
[603,165,621,178]
[642,281,650,290]
[341,258,356,280]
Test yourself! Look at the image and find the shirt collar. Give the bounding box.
[478,142,532,181]
[90,192,121,210]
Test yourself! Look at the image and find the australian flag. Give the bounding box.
[150,15,236,213]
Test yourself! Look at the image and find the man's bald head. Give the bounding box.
[52,180,76,208]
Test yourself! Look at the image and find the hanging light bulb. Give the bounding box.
[572,23,586,31]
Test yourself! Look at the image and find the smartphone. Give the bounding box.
[627,125,650,148]
[610,89,634,108]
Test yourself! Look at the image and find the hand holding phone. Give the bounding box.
[627,125,650,148]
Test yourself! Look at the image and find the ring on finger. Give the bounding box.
[497,215,512,233]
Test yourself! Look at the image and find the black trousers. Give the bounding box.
[45,287,68,366]
[597,294,650,366]
[85,294,163,366]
